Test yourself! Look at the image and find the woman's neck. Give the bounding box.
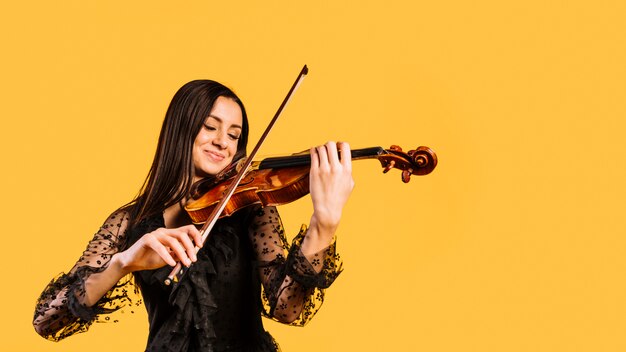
[163,201,193,228]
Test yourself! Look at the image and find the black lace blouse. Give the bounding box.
[33,205,342,351]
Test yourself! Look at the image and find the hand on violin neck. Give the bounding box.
[303,141,354,255]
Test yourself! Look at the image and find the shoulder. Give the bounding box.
[104,208,131,225]
[99,206,132,232]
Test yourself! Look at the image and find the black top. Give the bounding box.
[33,205,342,351]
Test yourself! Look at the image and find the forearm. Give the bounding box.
[266,229,343,325]
[80,253,129,307]
[33,256,127,339]
[271,276,307,323]
[33,209,133,340]
[300,213,338,262]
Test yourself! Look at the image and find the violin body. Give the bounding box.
[184,145,437,225]
[185,165,310,224]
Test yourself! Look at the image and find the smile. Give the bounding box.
[204,150,225,162]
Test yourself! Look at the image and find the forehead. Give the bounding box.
[207,96,243,128]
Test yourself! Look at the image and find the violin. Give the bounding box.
[184,145,437,224]
[165,65,437,285]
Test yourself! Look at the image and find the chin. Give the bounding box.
[203,164,229,176]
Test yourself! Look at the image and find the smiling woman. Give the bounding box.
[193,96,244,179]
[32,80,353,351]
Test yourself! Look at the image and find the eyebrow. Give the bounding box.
[207,115,243,130]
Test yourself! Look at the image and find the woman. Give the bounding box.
[33,80,354,351]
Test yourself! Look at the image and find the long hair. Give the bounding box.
[127,80,249,226]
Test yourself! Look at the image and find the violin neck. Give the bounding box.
[256,147,386,170]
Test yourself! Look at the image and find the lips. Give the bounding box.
[204,150,225,162]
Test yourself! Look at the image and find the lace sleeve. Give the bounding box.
[33,209,141,341]
[249,206,343,325]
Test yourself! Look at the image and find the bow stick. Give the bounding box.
[165,65,309,285]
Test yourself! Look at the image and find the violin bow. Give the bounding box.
[165,65,309,285]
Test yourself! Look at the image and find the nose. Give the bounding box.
[213,132,228,149]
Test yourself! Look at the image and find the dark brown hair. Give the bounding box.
[127,80,249,226]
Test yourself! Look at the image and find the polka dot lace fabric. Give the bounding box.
[33,210,141,341]
[33,206,343,351]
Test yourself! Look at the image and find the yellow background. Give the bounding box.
[1,1,625,351]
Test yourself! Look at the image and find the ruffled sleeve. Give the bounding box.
[33,209,141,341]
[249,206,343,326]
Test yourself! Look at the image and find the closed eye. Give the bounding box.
[204,124,239,140]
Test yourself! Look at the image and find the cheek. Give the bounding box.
[192,137,206,162]
[194,131,209,146]
[230,140,239,154]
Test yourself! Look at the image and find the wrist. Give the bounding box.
[303,216,338,256]
[310,211,340,236]
[110,252,132,276]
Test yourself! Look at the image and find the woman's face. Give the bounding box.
[192,96,243,180]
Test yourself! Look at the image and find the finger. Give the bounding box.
[338,141,352,171]
[310,147,319,171]
[160,234,192,267]
[185,225,203,249]
[173,229,198,262]
[146,235,177,267]
[316,144,330,170]
[325,141,340,166]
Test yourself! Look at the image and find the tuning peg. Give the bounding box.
[401,169,413,183]
[390,145,403,152]
[382,160,395,173]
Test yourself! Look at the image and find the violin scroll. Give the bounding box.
[379,145,437,183]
